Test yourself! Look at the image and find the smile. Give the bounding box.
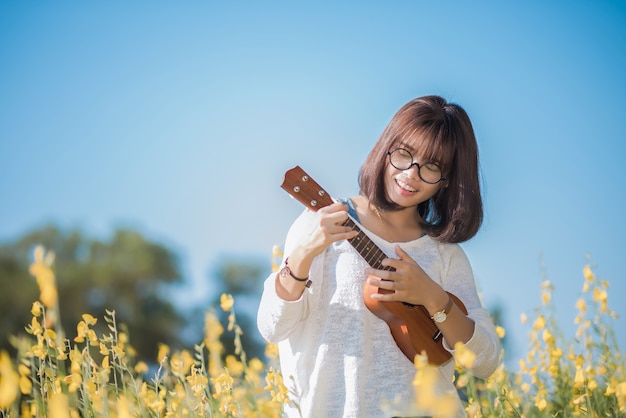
[396,178,417,192]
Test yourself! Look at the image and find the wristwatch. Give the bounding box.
[431,296,454,324]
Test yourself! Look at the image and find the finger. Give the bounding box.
[320,210,350,228]
[320,201,349,214]
[333,229,359,242]
[367,276,395,290]
[391,245,424,272]
[394,245,417,263]
[368,283,400,301]
[365,268,393,281]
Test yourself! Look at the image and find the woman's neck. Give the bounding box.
[353,196,424,242]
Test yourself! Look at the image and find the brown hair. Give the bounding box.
[358,95,482,243]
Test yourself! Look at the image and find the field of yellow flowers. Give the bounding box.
[0,245,624,417]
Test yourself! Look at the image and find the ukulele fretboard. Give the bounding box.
[343,218,395,272]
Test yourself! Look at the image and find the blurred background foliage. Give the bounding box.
[0,225,506,367]
[0,225,268,363]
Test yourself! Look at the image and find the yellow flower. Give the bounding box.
[68,347,82,372]
[18,364,32,395]
[542,329,554,344]
[29,316,43,336]
[583,265,595,282]
[533,315,546,331]
[454,342,476,369]
[541,289,551,306]
[574,367,585,388]
[101,355,110,371]
[220,293,234,312]
[29,245,58,308]
[56,342,67,360]
[170,350,194,375]
[226,355,245,377]
[135,361,149,374]
[211,371,234,398]
[265,343,279,361]
[455,372,470,389]
[157,343,170,364]
[593,287,608,312]
[495,326,506,339]
[0,350,19,409]
[413,353,458,416]
[535,397,547,411]
[82,313,97,326]
[65,372,82,393]
[272,245,283,272]
[115,395,133,418]
[74,321,88,343]
[31,336,47,359]
[248,357,264,373]
[87,329,99,346]
[48,392,71,418]
[187,366,209,397]
[550,347,563,360]
[615,382,626,411]
[264,368,289,404]
[31,301,42,317]
[204,311,224,376]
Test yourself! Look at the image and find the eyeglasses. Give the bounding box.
[387,148,446,184]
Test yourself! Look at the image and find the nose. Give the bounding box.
[405,162,421,179]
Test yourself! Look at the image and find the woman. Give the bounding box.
[257,95,500,417]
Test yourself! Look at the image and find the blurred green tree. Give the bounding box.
[0,225,187,362]
[185,255,268,361]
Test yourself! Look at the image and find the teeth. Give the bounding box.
[396,179,416,192]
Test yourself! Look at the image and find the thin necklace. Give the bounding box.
[371,205,387,230]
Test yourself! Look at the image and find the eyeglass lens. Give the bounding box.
[388,148,443,184]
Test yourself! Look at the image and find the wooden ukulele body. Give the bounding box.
[363,283,467,364]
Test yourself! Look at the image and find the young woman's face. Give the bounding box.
[383,142,444,209]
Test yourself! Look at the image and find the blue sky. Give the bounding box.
[1,1,625,362]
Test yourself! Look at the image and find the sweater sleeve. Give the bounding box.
[440,244,501,379]
[256,209,316,344]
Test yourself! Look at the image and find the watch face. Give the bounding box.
[433,312,447,323]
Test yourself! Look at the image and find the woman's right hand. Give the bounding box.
[276,202,358,300]
[299,201,359,258]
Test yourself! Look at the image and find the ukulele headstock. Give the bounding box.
[281,166,334,211]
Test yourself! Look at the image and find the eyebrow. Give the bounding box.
[398,142,416,153]
[397,141,443,165]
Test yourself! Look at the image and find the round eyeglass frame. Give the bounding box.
[386,148,447,185]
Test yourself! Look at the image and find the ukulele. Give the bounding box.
[281,166,467,365]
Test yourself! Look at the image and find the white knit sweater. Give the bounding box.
[257,208,500,417]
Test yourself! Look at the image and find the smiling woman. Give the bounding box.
[257,95,500,417]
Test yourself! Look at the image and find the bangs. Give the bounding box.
[390,122,456,174]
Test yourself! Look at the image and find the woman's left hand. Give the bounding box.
[365,245,448,310]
